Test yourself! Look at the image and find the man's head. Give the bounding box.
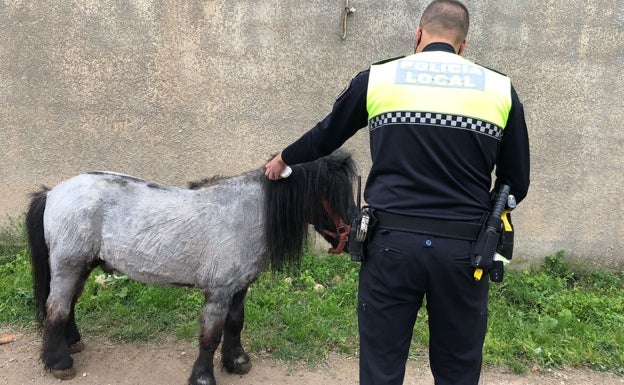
[414,0,469,55]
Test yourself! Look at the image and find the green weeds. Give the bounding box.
[1,222,623,374]
[244,252,360,362]
[487,251,624,374]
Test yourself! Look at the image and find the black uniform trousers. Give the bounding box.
[358,228,490,385]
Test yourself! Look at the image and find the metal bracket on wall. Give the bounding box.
[341,0,356,39]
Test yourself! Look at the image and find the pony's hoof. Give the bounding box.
[69,341,85,354]
[230,354,252,374]
[189,374,216,385]
[232,360,252,375]
[52,367,76,380]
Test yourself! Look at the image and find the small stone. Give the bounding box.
[313,283,325,292]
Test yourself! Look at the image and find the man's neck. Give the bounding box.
[421,42,457,54]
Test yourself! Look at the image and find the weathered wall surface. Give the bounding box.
[1,1,623,268]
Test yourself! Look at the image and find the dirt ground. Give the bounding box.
[1,332,623,385]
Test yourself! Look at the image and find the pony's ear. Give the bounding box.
[328,151,357,182]
[333,150,356,171]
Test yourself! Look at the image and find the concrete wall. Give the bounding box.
[1,1,623,268]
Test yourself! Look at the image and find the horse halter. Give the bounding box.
[320,198,350,254]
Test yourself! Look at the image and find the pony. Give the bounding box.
[25,151,357,385]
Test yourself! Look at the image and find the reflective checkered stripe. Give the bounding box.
[369,111,503,140]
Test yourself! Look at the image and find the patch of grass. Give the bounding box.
[76,270,204,341]
[0,215,27,264]
[2,220,624,374]
[0,249,36,327]
[244,252,360,363]
[486,251,624,374]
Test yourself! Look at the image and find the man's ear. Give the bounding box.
[414,26,423,53]
[457,39,467,55]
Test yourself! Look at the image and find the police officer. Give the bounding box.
[265,1,530,384]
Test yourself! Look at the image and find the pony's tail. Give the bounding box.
[25,188,50,326]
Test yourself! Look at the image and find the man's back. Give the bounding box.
[364,44,518,221]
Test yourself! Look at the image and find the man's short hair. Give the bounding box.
[420,0,470,44]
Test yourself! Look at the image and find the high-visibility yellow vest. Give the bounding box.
[367,51,512,135]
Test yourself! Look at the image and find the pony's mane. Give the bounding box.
[262,150,357,271]
[185,151,356,271]
[187,175,227,190]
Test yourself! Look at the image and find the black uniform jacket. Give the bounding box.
[281,43,530,222]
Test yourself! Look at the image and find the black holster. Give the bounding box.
[470,184,512,282]
[348,221,364,262]
[470,213,500,271]
[348,207,376,262]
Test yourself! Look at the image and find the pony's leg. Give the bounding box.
[221,288,251,374]
[189,294,229,385]
[65,308,84,353]
[65,277,88,354]
[41,273,86,379]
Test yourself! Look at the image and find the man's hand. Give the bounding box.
[265,152,289,180]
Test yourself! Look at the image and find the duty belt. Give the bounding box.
[374,211,482,241]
